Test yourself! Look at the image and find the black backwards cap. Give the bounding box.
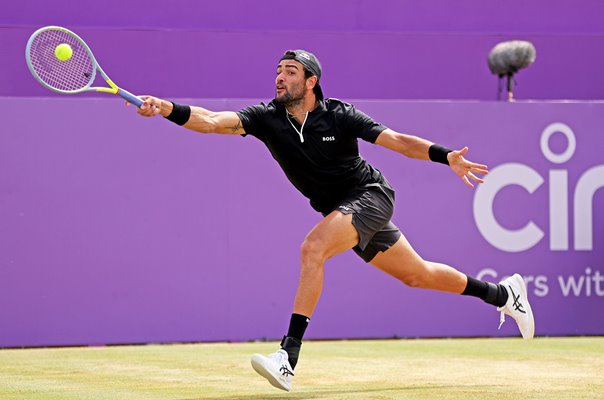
[280,49,324,100]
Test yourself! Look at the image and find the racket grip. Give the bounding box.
[118,88,144,108]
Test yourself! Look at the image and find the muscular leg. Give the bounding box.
[369,233,467,293]
[293,210,359,317]
[367,232,534,340]
[260,210,360,375]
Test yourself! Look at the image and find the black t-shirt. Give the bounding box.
[237,98,389,213]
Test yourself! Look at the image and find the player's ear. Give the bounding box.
[306,76,318,90]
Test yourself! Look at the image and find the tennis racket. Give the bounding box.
[25,26,143,107]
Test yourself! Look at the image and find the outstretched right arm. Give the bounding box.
[134,96,246,135]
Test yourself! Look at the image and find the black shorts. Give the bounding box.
[324,183,402,263]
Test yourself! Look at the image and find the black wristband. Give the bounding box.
[428,144,453,165]
[164,102,191,126]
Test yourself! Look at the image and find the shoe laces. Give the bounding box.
[269,349,289,364]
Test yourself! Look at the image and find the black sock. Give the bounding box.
[287,313,310,341]
[281,313,309,369]
[462,275,508,307]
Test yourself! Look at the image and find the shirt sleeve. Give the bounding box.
[236,103,269,142]
[343,105,388,143]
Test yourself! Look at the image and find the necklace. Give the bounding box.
[286,110,307,117]
[285,100,318,143]
[287,111,309,144]
[285,100,319,116]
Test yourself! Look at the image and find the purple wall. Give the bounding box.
[4,0,603,32]
[3,0,604,100]
[1,97,602,347]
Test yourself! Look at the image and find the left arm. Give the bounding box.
[375,129,489,188]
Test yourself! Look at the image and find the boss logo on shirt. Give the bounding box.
[322,136,336,141]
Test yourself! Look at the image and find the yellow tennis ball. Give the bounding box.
[55,43,73,61]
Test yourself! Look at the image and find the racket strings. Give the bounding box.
[28,29,95,92]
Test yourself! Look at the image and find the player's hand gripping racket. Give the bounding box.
[25,26,143,107]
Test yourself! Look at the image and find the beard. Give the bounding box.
[275,85,305,107]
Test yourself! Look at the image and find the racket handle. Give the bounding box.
[118,88,144,108]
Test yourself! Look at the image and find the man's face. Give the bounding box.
[275,60,307,104]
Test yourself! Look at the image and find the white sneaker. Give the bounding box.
[497,273,535,339]
[251,349,294,391]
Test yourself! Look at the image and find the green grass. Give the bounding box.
[0,337,603,399]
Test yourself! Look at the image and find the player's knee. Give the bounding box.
[300,237,327,266]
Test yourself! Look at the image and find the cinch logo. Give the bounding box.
[473,122,604,252]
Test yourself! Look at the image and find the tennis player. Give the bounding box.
[132,49,535,392]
